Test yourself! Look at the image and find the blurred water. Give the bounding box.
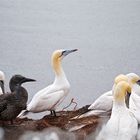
[0,0,140,118]
[20,127,76,140]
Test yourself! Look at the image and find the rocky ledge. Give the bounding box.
[0,105,109,140]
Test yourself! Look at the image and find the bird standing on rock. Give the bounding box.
[75,74,128,118]
[20,49,78,117]
[0,75,35,123]
[76,73,140,119]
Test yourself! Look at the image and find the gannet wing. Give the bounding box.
[88,91,113,111]
[27,90,66,112]
[72,91,112,119]
[42,90,66,109]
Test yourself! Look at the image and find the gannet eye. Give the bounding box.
[61,50,66,57]
[136,80,140,86]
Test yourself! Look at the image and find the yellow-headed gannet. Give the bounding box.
[76,74,128,118]
[97,80,138,140]
[20,49,77,116]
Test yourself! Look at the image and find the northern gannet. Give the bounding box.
[76,74,128,118]
[97,80,138,140]
[0,75,35,123]
[76,73,140,119]
[0,71,5,95]
[21,49,77,116]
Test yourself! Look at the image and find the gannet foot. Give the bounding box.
[50,110,56,117]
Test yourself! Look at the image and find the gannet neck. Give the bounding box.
[52,57,64,76]
[113,81,131,103]
[53,61,69,87]
[51,49,77,77]
[51,50,65,77]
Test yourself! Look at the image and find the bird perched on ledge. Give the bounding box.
[20,49,78,117]
[74,74,128,119]
[0,75,35,123]
[0,71,5,95]
[75,73,140,119]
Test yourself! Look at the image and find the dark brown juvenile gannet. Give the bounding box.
[0,75,35,123]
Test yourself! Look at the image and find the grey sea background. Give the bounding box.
[0,0,140,119]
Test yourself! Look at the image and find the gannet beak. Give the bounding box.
[136,80,140,86]
[21,77,36,84]
[0,80,5,94]
[62,49,78,57]
[24,78,36,82]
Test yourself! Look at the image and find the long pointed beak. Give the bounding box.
[67,49,78,54]
[0,80,5,94]
[21,78,36,84]
[62,49,78,57]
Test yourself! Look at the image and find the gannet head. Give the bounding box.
[9,75,36,92]
[52,49,78,61]
[114,81,131,102]
[0,71,5,94]
[114,74,128,85]
[126,73,140,86]
[51,49,78,75]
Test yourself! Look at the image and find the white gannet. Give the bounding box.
[97,80,138,140]
[126,73,140,124]
[20,49,77,116]
[76,74,128,118]
[0,71,5,95]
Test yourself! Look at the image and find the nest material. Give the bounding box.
[0,105,109,140]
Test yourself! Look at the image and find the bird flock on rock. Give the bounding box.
[0,49,140,140]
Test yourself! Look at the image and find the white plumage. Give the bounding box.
[97,80,138,140]
[76,74,128,118]
[27,80,70,113]
[77,73,140,119]
[78,91,112,118]
[127,73,140,124]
